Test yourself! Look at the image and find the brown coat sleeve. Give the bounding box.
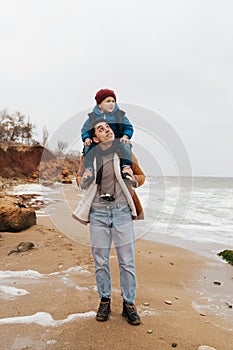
[131,153,146,188]
[127,153,145,220]
[76,154,85,186]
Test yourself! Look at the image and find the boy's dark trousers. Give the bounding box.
[83,142,132,170]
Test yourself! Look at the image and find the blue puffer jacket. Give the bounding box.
[81,104,134,142]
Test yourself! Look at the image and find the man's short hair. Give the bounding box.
[90,118,108,139]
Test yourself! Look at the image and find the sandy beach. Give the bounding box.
[0,186,233,350]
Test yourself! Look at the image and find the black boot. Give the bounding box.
[122,301,141,325]
[96,298,111,322]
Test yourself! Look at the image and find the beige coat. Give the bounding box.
[72,153,145,225]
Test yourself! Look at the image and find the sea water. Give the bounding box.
[8,177,233,255]
[134,176,233,256]
[136,176,233,325]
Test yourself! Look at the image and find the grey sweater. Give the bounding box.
[92,153,128,209]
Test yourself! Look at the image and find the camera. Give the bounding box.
[100,193,115,202]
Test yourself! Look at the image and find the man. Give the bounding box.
[72,119,145,325]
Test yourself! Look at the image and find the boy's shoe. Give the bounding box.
[96,298,111,322]
[80,175,94,189]
[80,168,94,189]
[122,302,141,325]
[122,172,137,187]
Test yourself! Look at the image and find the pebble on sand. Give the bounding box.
[213,281,221,285]
[226,302,232,308]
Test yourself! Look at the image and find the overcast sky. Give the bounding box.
[1,0,233,177]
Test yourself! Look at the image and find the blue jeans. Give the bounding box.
[90,204,136,303]
[83,142,132,169]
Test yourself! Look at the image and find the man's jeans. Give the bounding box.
[90,204,136,304]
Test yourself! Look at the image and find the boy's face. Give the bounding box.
[98,96,115,113]
[92,122,115,144]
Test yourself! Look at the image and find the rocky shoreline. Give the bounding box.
[0,143,79,233]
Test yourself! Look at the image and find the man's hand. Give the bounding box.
[84,138,92,146]
[120,135,130,144]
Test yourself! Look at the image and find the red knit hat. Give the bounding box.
[95,89,116,105]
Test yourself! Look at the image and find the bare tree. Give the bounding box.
[42,126,49,147]
[21,116,34,144]
[55,140,68,158]
[0,109,9,140]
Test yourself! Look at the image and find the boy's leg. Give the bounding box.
[118,142,137,186]
[118,142,132,168]
[83,144,95,172]
[80,144,95,189]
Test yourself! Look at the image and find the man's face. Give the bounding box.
[98,97,115,114]
[93,122,115,144]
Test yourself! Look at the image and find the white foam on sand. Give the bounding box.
[75,286,89,291]
[7,184,55,196]
[0,285,29,298]
[0,270,44,279]
[0,311,96,327]
[63,266,91,276]
[0,266,92,300]
[0,266,90,280]
[6,183,61,217]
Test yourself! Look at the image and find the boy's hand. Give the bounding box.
[83,168,93,178]
[120,135,130,144]
[122,166,133,177]
[84,138,92,146]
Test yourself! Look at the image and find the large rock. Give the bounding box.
[0,200,36,232]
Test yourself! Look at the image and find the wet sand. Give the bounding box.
[0,186,233,350]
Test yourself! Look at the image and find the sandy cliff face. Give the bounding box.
[0,144,80,181]
[0,144,56,178]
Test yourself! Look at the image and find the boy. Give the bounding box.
[81,88,135,184]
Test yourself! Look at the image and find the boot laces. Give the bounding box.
[99,301,109,312]
[125,303,137,315]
